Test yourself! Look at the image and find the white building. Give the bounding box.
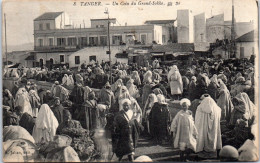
[206,14,225,43]
[194,13,206,43]
[236,30,258,58]
[32,12,175,68]
[68,45,127,67]
[177,9,194,43]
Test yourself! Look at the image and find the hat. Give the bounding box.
[219,145,239,161]
[180,98,191,106]
[121,98,132,105]
[54,81,59,85]
[157,94,167,105]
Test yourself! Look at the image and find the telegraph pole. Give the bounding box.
[231,0,236,58]
[105,8,112,84]
[4,13,8,67]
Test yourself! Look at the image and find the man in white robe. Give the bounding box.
[195,94,222,158]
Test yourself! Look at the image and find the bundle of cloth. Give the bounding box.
[3,126,38,162]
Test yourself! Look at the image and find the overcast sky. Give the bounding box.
[2,0,258,51]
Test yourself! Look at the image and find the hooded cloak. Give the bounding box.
[195,96,222,153]
[32,104,59,144]
[168,65,183,95]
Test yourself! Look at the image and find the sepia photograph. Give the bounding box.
[2,0,259,162]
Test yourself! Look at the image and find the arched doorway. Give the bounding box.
[49,58,54,70]
[39,59,44,67]
[50,58,54,64]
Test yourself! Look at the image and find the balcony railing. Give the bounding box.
[34,45,79,51]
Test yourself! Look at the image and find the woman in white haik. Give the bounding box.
[195,94,222,159]
[170,98,198,161]
[32,104,59,144]
[61,74,69,86]
[68,74,75,86]
[143,93,158,134]
[167,65,183,100]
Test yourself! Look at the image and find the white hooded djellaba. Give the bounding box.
[32,104,59,144]
[195,95,222,154]
[167,65,183,95]
[15,87,33,116]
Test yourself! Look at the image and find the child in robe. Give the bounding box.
[170,98,198,161]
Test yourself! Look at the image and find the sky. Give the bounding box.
[2,0,258,52]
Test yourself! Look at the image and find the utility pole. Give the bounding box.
[105,8,112,84]
[4,13,8,67]
[231,0,236,58]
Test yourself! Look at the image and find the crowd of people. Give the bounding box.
[2,56,258,162]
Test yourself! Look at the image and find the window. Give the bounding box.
[38,39,43,47]
[100,25,104,28]
[140,34,147,44]
[48,38,53,46]
[89,56,96,62]
[100,36,107,46]
[68,37,77,46]
[60,55,65,63]
[39,24,43,30]
[75,56,80,64]
[39,59,44,67]
[96,25,99,28]
[112,35,122,45]
[46,23,50,30]
[79,37,88,47]
[89,37,98,46]
[57,38,66,46]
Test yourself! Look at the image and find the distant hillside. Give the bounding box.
[5,43,34,52]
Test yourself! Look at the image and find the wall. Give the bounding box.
[206,14,224,43]
[34,20,55,31]
[194,13,206,43]
[153,25,163,44]
[236,42,256,58]
[55,12,71,29]
[177,10,193,43]
[68,45,127,67]
[35,52,73,64]
[90,19,116,28]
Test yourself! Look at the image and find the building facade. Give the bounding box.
[236,30,257,58]
[33,12,175,67]
[177,9,194,43]
[206,14,225,43]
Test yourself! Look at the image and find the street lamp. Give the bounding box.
[104,7,112,84]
